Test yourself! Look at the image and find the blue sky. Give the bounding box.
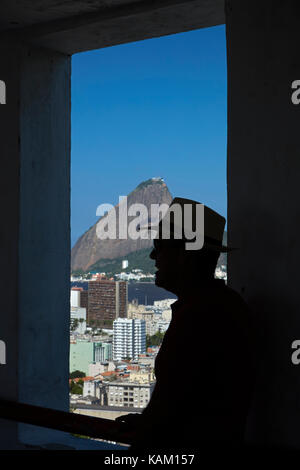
[71,25,227,247]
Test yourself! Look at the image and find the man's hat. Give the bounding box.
[143,197,232,252]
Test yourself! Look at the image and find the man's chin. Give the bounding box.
[155,272,169,290]
[155,273,177,296]
[154,272,164,288]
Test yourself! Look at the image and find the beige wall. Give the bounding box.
[74,408,140,421]
[129,372,155,383]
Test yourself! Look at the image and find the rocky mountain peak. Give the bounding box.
[71,178,172,271]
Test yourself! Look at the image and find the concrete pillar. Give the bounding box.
[0,42,70,448]
[226,1,300,448]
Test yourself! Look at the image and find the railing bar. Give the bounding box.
[0,399,132,445]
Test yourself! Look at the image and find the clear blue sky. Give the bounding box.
[71,25,227,247]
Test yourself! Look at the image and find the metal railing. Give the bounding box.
[0,399,132,445]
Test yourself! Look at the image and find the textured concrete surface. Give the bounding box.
[0,44,22,449]
[0,0,225,54]
[18,45,71,446]
[227,0,300,449]
[0,43,71,448]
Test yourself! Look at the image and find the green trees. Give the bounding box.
[70,318,79,332]
[70,380,83,395]
[146,331,165,348]
[69,371,86,395]
[87,248,155,277]
[70,370,86,379]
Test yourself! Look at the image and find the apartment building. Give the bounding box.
[70,340,112,375]
[107,381,155,409]
[113,318,146,361]
[88,280,128,328]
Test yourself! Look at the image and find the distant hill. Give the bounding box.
[74,235,227,277]
[88,248,155,276]
[71,177,172,271]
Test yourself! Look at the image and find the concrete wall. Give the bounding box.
[227,0,300,448]
[0,43,21,449]
[0,42,71,448]
[0,0,225,55]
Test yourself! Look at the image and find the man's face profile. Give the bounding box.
[149,239,182,292]
[150,236,221,295]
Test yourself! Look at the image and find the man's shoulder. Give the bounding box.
[176,280,250,332]
[212,281,248,308]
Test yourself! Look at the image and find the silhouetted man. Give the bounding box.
[116,198,255,451]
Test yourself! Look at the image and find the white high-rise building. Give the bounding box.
[113,318,146,361]
[70,287,82,307]
[122,259,129,270]
[70,306,86,334]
